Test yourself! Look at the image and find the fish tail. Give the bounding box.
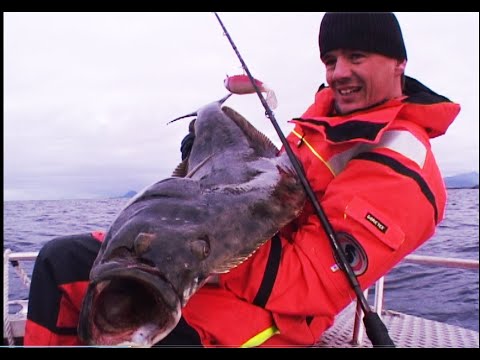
[264,86,278,110]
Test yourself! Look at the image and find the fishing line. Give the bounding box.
[213,12,395,348]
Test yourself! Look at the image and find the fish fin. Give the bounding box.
[221,106,279,157]
[205,274,220,285]
[259,83,278,110]
[212,184,249,194]
[172,159,189,177]
[211,237,271,273]
[265,88,278,110]
[185,153,216,178]
[172,151,216,179]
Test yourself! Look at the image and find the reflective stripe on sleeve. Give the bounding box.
[329,130,427,175]
[377,130,427,168]
[240,325,280,348]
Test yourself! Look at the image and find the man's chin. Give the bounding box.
[334,99,388,116]
[334,103,363,115]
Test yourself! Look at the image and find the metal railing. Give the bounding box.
[3,250,39,346]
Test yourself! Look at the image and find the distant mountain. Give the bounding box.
[444,172,479,189]
[109,190,137,199]
[121,190,138,198]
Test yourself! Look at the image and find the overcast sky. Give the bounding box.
[4,12,479,201]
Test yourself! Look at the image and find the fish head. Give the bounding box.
[78,178,214,347]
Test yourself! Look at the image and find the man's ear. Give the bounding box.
[394,59,407,76]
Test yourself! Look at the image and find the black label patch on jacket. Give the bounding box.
[365,213,388,234]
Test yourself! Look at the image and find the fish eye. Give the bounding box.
[190,235,211,259]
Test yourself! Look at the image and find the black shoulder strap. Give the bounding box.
[252,234,282,308]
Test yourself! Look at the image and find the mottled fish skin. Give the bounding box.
[78,96,306,347]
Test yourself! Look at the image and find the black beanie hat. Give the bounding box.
[319,12,407,61]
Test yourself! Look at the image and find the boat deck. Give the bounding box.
[316,302,479,348]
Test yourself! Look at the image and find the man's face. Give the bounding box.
[322,49,406,115]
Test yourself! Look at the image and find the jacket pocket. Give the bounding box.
[345,196,405,251]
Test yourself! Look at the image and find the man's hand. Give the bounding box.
[180,119,195,161]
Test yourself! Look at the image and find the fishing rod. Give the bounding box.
[213,12,395,348]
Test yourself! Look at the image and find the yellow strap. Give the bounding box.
[240,326,280,348]
[292,130,336,177]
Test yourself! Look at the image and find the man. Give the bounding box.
[24,12,460,347]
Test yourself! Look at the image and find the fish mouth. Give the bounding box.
[78,262,181,347]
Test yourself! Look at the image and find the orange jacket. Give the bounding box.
[182,76,460,347]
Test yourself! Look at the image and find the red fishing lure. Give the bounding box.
[224,74,278,109]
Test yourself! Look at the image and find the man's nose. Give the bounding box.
[332,57,353,81]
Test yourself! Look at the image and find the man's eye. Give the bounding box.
[351,53,365,61]
[324,59,336,68]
